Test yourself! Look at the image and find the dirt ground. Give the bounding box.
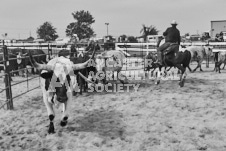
[0,63,226,151]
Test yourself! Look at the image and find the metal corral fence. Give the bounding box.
[0,42,105,110]
[0,45,43,110]
[0,42,65,110]
[1,41,225,110]
[116,41,226,71]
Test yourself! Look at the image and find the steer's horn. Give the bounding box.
[29,51,53,71]
[72,43,96,70]
[78,72,96,85]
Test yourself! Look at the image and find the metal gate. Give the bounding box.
[0,44,41,110]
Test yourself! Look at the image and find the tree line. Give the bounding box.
[36,10,159,42]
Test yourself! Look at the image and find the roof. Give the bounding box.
[211,20,226,23]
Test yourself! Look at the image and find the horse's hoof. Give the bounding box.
[179,80,184,87]
[155,80,160,85]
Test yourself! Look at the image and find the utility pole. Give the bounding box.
[105,23,109,36]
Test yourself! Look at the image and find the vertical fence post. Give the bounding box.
[47,43,50,60]
[3,44,13,110]
[206,55,209,68]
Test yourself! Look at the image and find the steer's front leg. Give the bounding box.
[48,114,55,134]
[60,93,70,127]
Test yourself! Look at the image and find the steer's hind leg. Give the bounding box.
[199,60,204,71]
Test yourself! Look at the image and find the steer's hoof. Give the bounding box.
[60,117,68,127]
[60,121,68,127]
[48,122,55,134]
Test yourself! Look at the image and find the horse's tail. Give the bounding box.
[183,50,192,67]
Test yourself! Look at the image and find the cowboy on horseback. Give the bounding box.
[156,20,181,65]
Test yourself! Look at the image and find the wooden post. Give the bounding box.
[3,44,13,110]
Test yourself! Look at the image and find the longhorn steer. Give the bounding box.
[29,49,95,134]
[214,51,226,73]
[58,49,97,95]
[184,46,212,72]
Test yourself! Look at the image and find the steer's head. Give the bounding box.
[204,45,213,58]
[29,49,96,103]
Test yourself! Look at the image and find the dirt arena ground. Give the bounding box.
[0,63,226,151]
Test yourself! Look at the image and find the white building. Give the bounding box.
[211,20,226,37]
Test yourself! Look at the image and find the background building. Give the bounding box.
[211,20,226,37]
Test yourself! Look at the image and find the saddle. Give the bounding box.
[163,43,179,55]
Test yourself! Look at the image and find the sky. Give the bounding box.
[0,0,226,39]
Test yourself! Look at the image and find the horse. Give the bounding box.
[144,45,192,78]
[152,38,191,87]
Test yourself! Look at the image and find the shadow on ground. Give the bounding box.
[66,108,126,140]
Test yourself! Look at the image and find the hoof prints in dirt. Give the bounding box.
[68,109,126,140]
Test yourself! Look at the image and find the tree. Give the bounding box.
[184,33,190,37]
[66,10,95,40]
[118,34,127,42]
[127,36,138,43]
[37,22,58,41]
[140,24,159,42]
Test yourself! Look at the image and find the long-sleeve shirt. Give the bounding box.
[163,27,181,45]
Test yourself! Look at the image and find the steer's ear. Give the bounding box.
[40,71,53,79]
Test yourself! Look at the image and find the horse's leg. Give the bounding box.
[218,62,222,73]
[167,66,172,71]
[155,67,161,85]
[163,67,168,77]
[151,68,156,77]
[174,64,186,87]
[145,70,149,78]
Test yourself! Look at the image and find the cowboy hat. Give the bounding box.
[171,20,178,25]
